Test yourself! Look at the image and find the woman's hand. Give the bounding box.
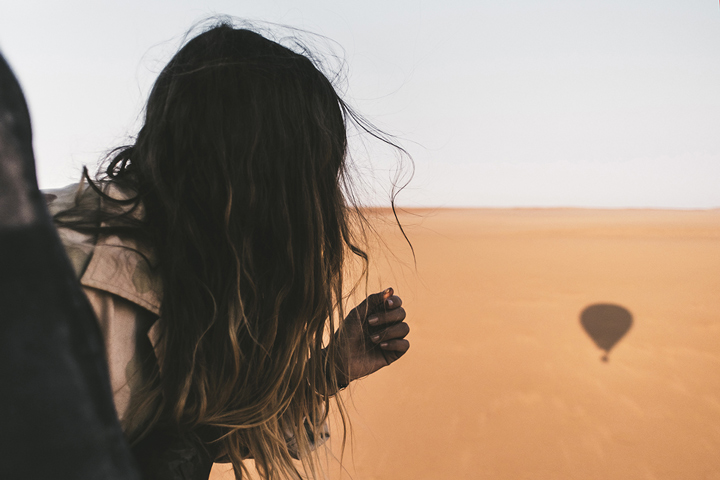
[328,288,410,387]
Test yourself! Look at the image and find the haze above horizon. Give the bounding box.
[0,0,718,209]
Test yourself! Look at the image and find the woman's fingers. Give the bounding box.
[384,294,402,310]
[380,338,409,365]
[369,321,409,344]
[367,306,406,327]
[350,288,394,321]
[379,338,410,353]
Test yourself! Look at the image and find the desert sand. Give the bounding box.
[211,208,720,480]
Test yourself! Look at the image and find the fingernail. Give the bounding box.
[368,316,379,325]
[380,342,388,348]
[371,335,380,342]
[386,298,394,307]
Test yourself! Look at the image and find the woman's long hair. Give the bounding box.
[57,22,377,479]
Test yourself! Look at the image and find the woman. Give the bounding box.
[50,21,410,480]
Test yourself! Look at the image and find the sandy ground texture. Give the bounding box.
[211,208,720,480]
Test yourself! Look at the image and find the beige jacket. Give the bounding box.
[47,183,162,423]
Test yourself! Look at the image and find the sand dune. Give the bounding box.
[211,208,720,479]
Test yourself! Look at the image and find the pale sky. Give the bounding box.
[1,0,718,208]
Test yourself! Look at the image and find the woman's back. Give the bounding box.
[52,21,411,480]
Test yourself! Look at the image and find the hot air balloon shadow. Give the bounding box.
[580,304,633,362]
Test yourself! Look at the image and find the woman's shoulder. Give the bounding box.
[45,183,99,277]
[45,181,162,316]
[82,235,162,316]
